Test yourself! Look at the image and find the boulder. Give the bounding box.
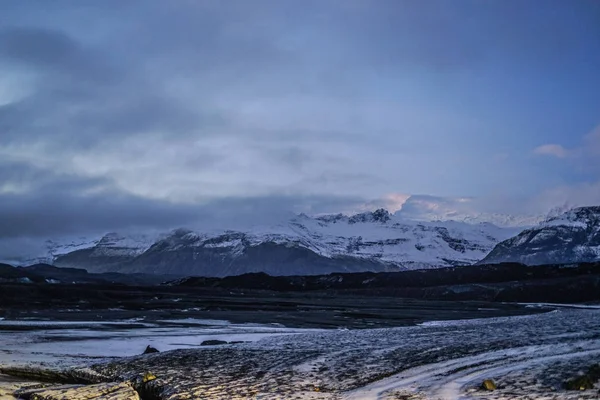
[142,345,159,354]
[200,340,228,346]
[565,375,594,391]
[564,363,600,391]
[481,379,497,391]
[141,372,157,383]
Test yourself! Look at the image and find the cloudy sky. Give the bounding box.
[1,0,600,239]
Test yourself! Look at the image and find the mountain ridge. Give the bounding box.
[6,209,520,277]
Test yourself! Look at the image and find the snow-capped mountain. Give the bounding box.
[0,236,98,266]
[3,232,161,267]
[480,206,600,265]
[32,209,520,277]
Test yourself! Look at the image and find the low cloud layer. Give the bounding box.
[0,160,368,239]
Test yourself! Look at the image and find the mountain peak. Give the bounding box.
[481,205,600,266]
[315,213,347,224]
[540,205,600,229]
[349,208,391,224]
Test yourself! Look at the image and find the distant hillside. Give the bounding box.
[169,262,600,303]
[0,263,171,285]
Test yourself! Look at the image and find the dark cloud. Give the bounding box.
[0,191,191,239]
[0,160,107,193]
[0,160,192,237]
[0,189,364,239]
[0,160,363,239]
[0,24,218,150]
[0,27,82,69]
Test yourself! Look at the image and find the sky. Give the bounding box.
[0,0,600,239]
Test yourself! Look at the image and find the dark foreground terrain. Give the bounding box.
[0,262,599,399]
[1,308,599,399]
[0,281,547,329]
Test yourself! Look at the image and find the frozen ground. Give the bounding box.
[1,309,599,399]
[0,318,319,368]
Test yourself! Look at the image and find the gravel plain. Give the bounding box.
[1,307,599,399]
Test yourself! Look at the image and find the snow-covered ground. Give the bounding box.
[234,308,600,399]
[0,318,321,368]
[2,308,599,399]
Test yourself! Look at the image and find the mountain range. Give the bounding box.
[3,206,600,277]
[4,209,517,276]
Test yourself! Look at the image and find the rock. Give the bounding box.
[16,382,139,400]
[565,375,594,390]
[142,345,159,354]
[481,379,497,391]
[141,372,156,383]
[129,372,159,400]
[200,340,228,346]
[0,366,104,385]
[0,379,49,400]
[564,363,600,391]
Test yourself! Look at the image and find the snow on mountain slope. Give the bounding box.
[288,211,517,266]
[43,209,519,276]
[88,232,161,257]
[4,232,160,267]
[0,236,100,266]
[480,206,600,265]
